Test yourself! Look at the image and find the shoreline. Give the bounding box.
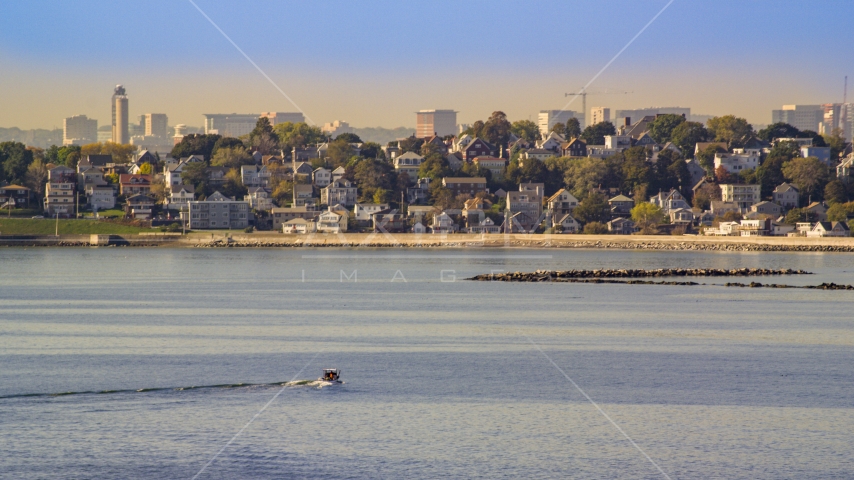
[1,233,854,252]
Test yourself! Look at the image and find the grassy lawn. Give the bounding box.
[0,218,158,235]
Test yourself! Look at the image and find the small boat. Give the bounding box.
[319,368,342,383]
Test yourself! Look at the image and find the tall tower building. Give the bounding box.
[62,115,98,146]
[416,110,457,137]
[589,107,611,126]
[112,85,129,144]
[771,105,824,132]
[141,113,169,138]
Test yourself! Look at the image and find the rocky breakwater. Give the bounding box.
[469,268,811,282]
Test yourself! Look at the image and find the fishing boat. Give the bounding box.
[319,368,342,383]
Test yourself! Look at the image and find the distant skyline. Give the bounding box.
[1,0,852,130]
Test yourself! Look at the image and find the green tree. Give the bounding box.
[582,221,608,234]
[417,154,452,180]
[757,122,800,142]
[24,158,49,199]
[482,111,512,146]
[550,122,566,137]
[0,141,34,184]
[563,157,607,200]
[352,158,395,202]
[827,202,854,222]
[273,122,326,150]
[621,147,652,195]
[573,192,610,224]
[211,146,253,169]
[171,134,221,161]
[220,168,247,199]
[565,118,581,138]
[80,142,136,163]
[137,162,153,175]
[212,137,245,156]
[397,136,424,155]
[630,202,665,229]
[335,132,362,143]
[697,144,725,175]
[655,148,690,194]
[824,180,848,205]
[181,161,208,189]
[511,120,541,142]
[692,182,721,210]
[359,141,383,160]
[669,121,709,155]
[784,208,805,224]
[782,157,829,201]
[648,114,686,144]
[580,121,616,145]
[822,129,846,161]
[706,115,754,148]
[326,139,358,167]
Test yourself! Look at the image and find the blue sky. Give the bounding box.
[1,0,851,129]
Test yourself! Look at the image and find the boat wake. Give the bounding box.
[0,379,340,400]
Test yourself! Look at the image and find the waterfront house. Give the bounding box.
[467,217,501,234]
[553,213,580,233]
[354,203,390,222]
[803,202,828,222]
[547,189,579,217]
[187,191,250,230]
[245,187,273,211]
[430,212,455,234]
[316,208,348,233]
[807,221,850,237]
[320,180,357,207]
[293,184,316,207]
[607,217,636,235]
[166,184,194,210]
[119,174,152,196]
[271,205,319,230]
[282,217,316,234]
[125,194,155,219]
[649,189,690,215]
[0,185,32,209]
[608,194,634,218]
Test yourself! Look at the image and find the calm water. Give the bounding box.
[1,247,853,479]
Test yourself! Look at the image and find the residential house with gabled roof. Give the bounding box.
[619,115,656,137]
[167,184,195,210]
[86,186,115,210]
[521,148,555,163]
[561,138,587,157]
[331,166,346,183]
[669,207,695,224]
[806,221,850,237]
[649,189,690,214]
[462,197,490,228]
[430,212,455,234]
[536,131,565,152]
[422,135,449,155]
[292,161,314,180]
[452,134,473,152]
[316,207,348,233]
[446,152,464,171]
[320,179,357,207]
[205,166,228,187]
[241,164,271,188]
[548,212,578,233]
[719,184,760,211]
[694,142,727,157]
[507,186,544,233]
[77,154,112,173]
[271,205,319,230]
[547,189,578,217]
[443,177,487,197]
[282,217,317,234]
[313,167,331,187]
[632,132,658,148]
[473,156,506,177]
[354,203,390,221]
[394,152,424,178]
[607,217,636,235]
[245,187,273,211]
[608,194,635,218]
[462,138,495,161]
[803,202,828,222]
[293,184,316,207]
[467,216,501,234]
[0,185,32,208]
[837,154,854,182]
[119,174,152,196]
[750,201,783,217]
[686,159,707,187]
[125,194,155,219]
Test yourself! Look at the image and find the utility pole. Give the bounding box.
[55,211,59,236]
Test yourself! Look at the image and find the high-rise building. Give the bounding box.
[416,110,457,137]
[589,107,610,126]
[141,114,169,138]
[112,85,129,144]
[537,110,582,137]
[771,105,824,133]
[261,112,305,126]
[615,107,690,123]
[321,120,353,138]
[62,115,97,146]
[203,114,259,137]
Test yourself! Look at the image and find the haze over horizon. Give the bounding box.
[1,0,851,131]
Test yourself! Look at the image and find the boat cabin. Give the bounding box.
[322,369,340,382]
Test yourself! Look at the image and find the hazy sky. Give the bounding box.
[1,0,851,130]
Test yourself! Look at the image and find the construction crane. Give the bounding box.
[564,90,632,127]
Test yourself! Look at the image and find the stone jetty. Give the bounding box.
[468,268,811,282]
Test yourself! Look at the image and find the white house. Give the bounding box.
[430,212,455,234]
[245,187,273,211]
[806,221,850,237]
[649,189,690,215]
[467,217,501,234]
[282,218,316,234]
[87,186,115,210]
[720,184,761,211]
[553,213,580,233]
[167,184,195,210]
[772,183,799,209]
[354,203,389,221]
[714,152,760,174]
[313,167,331,187]
[393,152,424,178]
[316,208,348,233]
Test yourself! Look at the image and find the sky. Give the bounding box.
[1,0,851,130]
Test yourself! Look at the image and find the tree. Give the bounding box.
[827,202,854,222]
[359,141,383,160]
[573,192,610,224]
[211,146,253,169]
[620,147,652,195]
[582,221,608,234]
[511,120,541,143]
[171,134,221,161]
[550,122,566,137]
[24,158,48,199]
[44,145,81,167]
[822,129,846,161]
[631,202,664,230]
[352,158,395,202]
[693,182,721,210]
[655,148,690,194]
[0,141,34,184]
[757,122,800,142]
[137,162,153,175]
[669,121,709,155]
[150,177,169,203]
[580,121,616,145]
[784,208,805,225]
[181,161,208,189]
[273,122,326,150]
[417,154,452,180]
[715,165,733,184]
[482,111,512,147]
[220,168,247,199]
[335,132,362,143]
[212,137,245,156]
[271,180,294,206]
[326,139,358,167]
[782,157,829,201]
[397,136,424,155]
[648,114,686,144]
[706,115,754,148]
[824,180,848,205]
[565,118,581,138]
[80,142,135,163]
[697,144,725,175]
[563,157,607,200]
